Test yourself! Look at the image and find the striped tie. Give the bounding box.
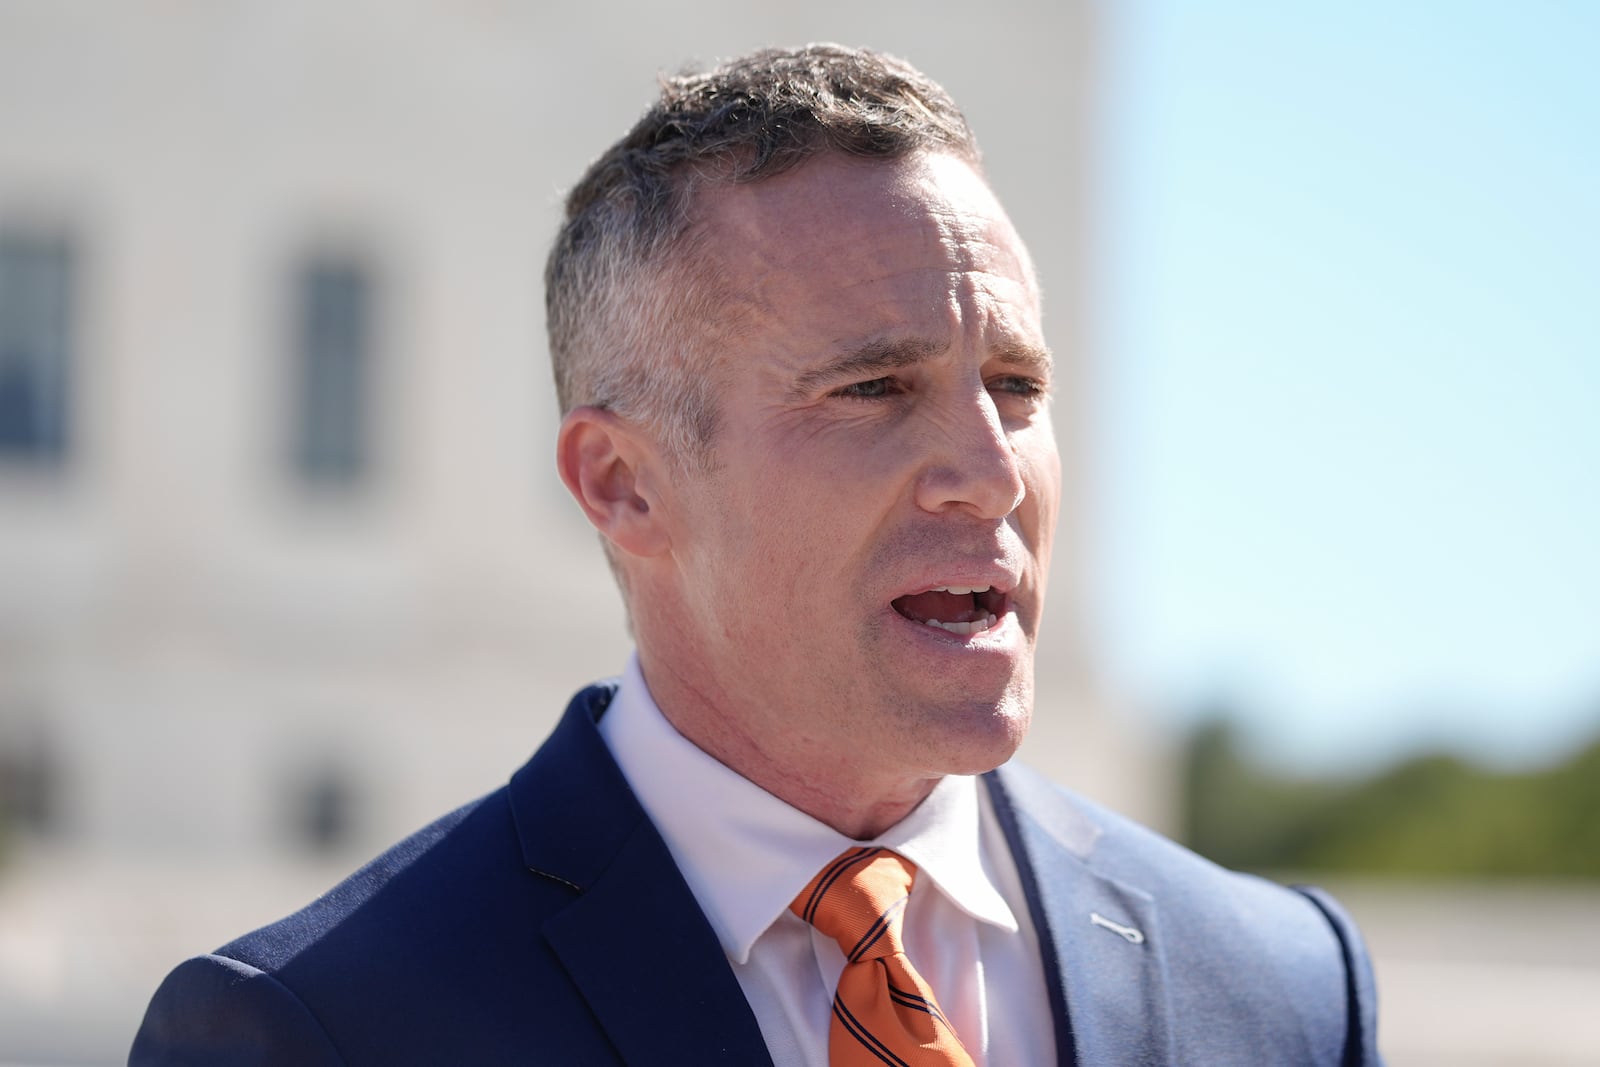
[791,847,976,1067]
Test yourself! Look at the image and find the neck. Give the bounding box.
[636,649,939,840]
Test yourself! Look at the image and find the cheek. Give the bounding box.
[1020,435,1063,539]
[699,476,823,593]
[708,420,914,575]
[1037,447,1063,511]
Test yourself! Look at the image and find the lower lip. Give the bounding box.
[890,607,1022,649]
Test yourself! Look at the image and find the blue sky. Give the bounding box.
[1094,2,1600,773]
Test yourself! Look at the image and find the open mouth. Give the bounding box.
[891,585,1008,636]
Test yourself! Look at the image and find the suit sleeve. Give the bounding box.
[129,954,345,1067]
[1294,886,1384,1066]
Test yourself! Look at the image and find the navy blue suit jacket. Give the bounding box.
[132,684,1381,1065]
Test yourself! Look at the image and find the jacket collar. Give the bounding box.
[508,684,775,1067]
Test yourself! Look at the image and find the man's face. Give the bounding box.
[639,151,1061,792]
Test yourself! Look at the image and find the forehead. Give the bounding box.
[687,152,1042,364]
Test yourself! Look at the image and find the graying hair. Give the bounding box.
[544,43,981,469]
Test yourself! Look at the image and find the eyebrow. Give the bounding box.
[992,344,1054,375]
[790,338,1053,398]
[790,338,944,398]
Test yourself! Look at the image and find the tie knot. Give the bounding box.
[791,847,918,963]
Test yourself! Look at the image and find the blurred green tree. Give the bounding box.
[1181,707,1600,878]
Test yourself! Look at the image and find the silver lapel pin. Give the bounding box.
[1090,911,1146,944]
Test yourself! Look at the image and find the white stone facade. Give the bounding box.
[0,3,1156,1061]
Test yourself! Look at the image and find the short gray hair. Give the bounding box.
[545,44,981,468]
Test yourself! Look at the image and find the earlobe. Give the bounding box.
[556,407,672,558]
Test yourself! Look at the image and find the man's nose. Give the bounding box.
[912,389,1027,519]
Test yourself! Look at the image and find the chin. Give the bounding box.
[904,691,1032,777]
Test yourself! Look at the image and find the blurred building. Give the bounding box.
[0,2,1168,1062]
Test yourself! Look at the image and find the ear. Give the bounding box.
[556,406,672,559]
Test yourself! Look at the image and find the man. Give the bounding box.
[133,45,1380,1065]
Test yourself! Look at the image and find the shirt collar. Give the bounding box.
[598,653,1018,965]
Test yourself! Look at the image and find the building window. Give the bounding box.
[291,253,375,487]
[0,229,74,464]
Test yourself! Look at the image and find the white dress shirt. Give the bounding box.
[597,654,1057,1067]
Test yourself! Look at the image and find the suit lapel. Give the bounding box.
[507,688,1179,1066]
[510,687,774,1067]
[987,765,1177,1066]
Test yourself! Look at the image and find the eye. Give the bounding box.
[988,375,1048,398]
[832,377,904,400]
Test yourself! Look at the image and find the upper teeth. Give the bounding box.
[932,585,991,595]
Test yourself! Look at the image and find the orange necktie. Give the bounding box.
[790,847,976,1067]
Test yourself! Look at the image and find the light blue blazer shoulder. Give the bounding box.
[131,683,1382,1065]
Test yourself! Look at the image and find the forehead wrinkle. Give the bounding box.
[927,205,996,272]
